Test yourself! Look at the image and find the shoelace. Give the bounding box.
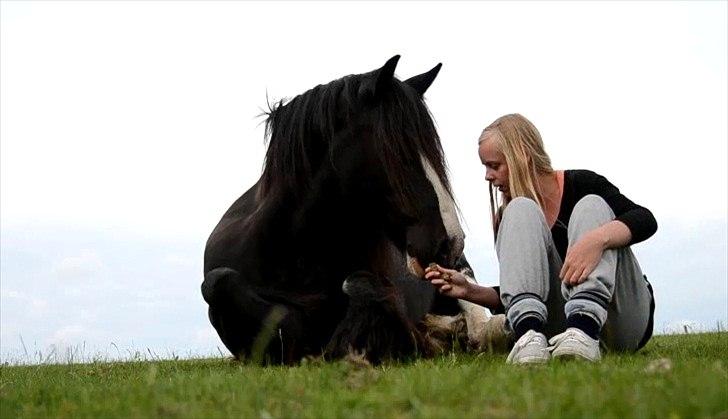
[507,332,549,363]
[517,332,547,350]
[548,329,590,349]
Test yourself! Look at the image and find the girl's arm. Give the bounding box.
[424,265,501,310]
[560,220,631,285]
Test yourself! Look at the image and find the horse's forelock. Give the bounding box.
[376,83,454,214]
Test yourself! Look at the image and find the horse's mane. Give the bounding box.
[259,72,453,215]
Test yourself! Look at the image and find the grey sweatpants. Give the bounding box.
[497,195,653,351]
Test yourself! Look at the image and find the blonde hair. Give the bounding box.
[478,113,553,236]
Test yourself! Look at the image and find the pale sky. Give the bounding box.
[1,1,726,362]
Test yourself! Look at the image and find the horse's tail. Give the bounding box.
[202,267,303,364]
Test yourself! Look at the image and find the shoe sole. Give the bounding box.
[509,356,550,365]
[551,351,599,362]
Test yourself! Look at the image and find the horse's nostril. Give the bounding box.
[436,239,450,264]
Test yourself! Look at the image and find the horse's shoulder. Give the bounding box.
[221,181,260,219]
[204,181,263,268]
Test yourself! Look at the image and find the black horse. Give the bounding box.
[202,56,485,364]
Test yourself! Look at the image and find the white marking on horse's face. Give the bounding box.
[341,279,351,295]
[420,154,465,264]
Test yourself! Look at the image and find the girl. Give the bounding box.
[426,114,656,364]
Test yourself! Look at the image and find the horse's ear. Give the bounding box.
[404,63,442,96]
[360,55,400,100]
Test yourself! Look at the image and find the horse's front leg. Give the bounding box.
[202,267,309,364]
[325,271,425,364]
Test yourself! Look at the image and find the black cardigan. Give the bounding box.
[551,169,657,262]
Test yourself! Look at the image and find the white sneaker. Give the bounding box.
[506,330,551,364]
[549,327,601,362]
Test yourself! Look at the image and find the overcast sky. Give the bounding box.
[1,1,726,362]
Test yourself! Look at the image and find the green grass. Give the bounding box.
[1,333,727,418]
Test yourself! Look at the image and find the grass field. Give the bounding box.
[1,332,726,418]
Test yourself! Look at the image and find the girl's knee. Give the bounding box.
[499,197,549,238]
[503,197,542,218]
[570,194,614,225]
[574,195,613,216]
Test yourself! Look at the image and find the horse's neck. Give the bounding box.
[261,180,397,277]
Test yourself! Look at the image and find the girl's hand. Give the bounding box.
[424,264,472,299]
[560,231,606,285]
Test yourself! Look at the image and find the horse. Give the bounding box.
[201,56,498,364]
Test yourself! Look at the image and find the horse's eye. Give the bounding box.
[399,211,419,225]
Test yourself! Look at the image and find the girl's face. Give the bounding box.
[478,136,510,198]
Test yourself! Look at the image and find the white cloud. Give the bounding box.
[30,298,48,312]
[135,299,173,310]
[194,326,219,345]
[48,325,86,345]
[162,254,199,271]
[664,320,707,335]
[1,289,22,299]
[39,326,92,364]
[53,250,104,281]
[1,289,49,316]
